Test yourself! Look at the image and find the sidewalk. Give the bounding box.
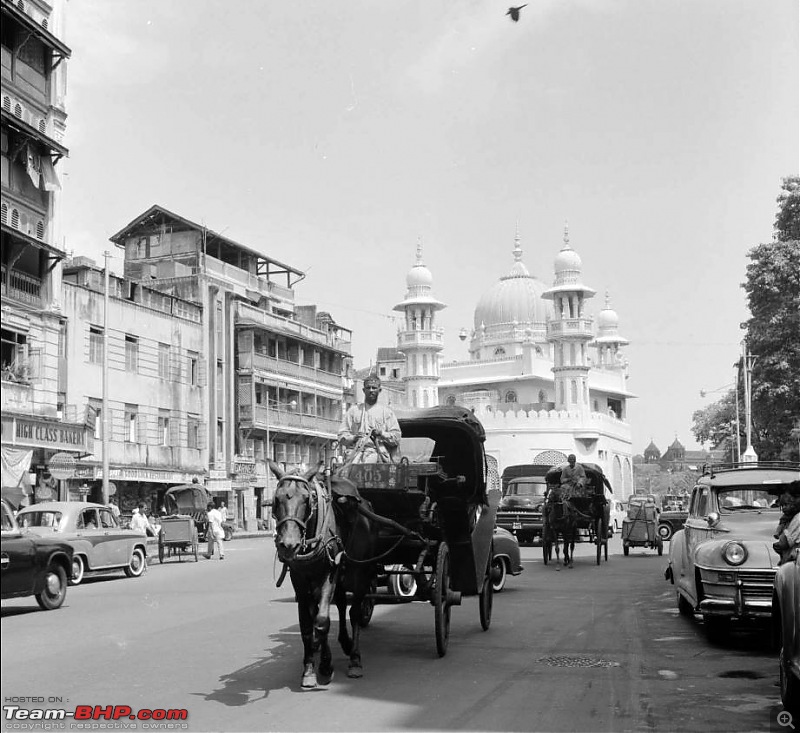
[145,528,273,551]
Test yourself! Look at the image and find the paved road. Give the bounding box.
[0,535,785,733]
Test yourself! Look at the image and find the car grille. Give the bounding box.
[736,570,776,600]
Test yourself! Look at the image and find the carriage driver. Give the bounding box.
[560,454,587,500]
[338,375,401,464]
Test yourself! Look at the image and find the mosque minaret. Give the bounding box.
[393,240,446,408]
[542,223,596,415]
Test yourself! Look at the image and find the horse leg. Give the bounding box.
[346,583,366,678]
[335,586,353,657]
[297,594,319,689]
[314,571,337,685]
[554,532,561,571]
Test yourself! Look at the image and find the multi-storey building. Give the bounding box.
[109,205,352,529]
[1,0,90,505]
[60,257,206,514]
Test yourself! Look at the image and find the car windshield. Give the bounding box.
[18,511,64,529]
[717,488,781,513]
[507,481,546,497]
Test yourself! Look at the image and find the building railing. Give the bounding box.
[397,329,444,346]
[245,351,344,389]
[1,266,43,307]
[238,404,340,434]
[204,257,294,302]
[547,317,594,336]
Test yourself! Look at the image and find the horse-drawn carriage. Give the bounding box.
[341,406,498,656]
[157,484,210,563]
[270,406,498,688]
[542,462,612,567]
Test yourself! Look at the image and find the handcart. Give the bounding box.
[158,483,210,563]
[622,496,663,556]
[339,406,498,657]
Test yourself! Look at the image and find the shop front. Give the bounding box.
[1,413,91,508]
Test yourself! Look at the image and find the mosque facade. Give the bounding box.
[388,226,635,498]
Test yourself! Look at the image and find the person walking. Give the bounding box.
[205,502,225,560]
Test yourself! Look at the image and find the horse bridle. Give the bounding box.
[272,474,318,538]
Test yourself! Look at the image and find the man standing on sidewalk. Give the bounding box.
[205,502,225,560]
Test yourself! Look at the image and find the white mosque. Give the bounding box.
[382,225,635,497]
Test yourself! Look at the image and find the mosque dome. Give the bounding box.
[473,232,553,330]
[554,222,582,275]
[407,261,433,288]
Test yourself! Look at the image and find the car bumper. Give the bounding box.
[496,514,542,536]
[698,565,776,618]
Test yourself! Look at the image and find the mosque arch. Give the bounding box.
[505,390,517,403]
[533,450,568,466]
[612,455,623,492]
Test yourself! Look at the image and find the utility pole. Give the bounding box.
[741,341,758,463]
[733,360,741,462]
[102,251,111,505]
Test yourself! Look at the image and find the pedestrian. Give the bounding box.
[130,506,149,535]
[205,502,225,560]
[107,496,120,520]
[219,502,228,522]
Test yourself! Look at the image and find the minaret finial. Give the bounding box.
[563,220,570,249]
[513,223,522,262]
[416,236,423,264]
[605,290,611,309]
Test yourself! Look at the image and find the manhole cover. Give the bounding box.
[538,655,620,668]
[718,670,764,679]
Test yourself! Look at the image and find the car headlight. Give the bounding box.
[722,541,747,566]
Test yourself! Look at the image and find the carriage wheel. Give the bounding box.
[434,542,452,657]
[542,513,550,565]
[479,544,494,631]
[596,522,602,566]
[158,535,165,564]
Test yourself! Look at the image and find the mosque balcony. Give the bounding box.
[546,318,594,339]
[397,328,444,348]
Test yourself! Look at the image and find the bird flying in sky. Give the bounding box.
[506,5,528,22]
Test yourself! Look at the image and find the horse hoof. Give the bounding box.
[347,665,364,679]
[301,677,318,689]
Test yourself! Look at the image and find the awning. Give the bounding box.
[1,223,66,259]
[1,109,69,159]
[1,0,72,59]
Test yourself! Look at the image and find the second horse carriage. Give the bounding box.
[157,483,211,563]
[542,462,612,566]
[340,406,499,656]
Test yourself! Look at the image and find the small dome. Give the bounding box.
[407,263,433,288]
[554,222,582,274]
[597,292,619,330]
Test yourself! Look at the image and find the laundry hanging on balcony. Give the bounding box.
[40,153,61,191]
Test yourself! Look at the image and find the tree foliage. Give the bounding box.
[741,177,800,460]
[691,390,738,458]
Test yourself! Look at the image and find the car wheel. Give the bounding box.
[703,615,730,643]
[658,523,674,541]
[36,563,68,611]
[389,566,417,597]
[70,555,85,586]
[124,547,147,578]
[491,556,508,593]
[677,592,694,617]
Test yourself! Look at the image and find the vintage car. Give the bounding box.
[665,462,800,641]
[1,497,73,610]
[609,499,627,534]
[16,501,148,585]
[495,470,550,545]
[387,526,523,596]
[773,541,800,714]
[657,508,688,541]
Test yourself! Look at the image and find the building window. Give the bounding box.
[188,352,199,385]
[216,420,224,455]
[158,411,170,446]
[57,322,67,358]
[446,394,456,406]
[124,404,138,442]
[187,415,199,449]
[125,335,138,372]
[505,391,517,403]
[158,343,171,380]
[89,326,103,364]
[1,328,27,380]
[493,347,506,357]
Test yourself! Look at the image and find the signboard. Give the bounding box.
[48,452,76,479]
[1,415,88,452]
[71,464,202,484]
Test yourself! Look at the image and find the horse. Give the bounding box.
[543,488,578,569]
[269,461,379,687]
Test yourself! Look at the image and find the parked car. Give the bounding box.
[16,501,148,585]
[495,472,549,545]
[665,462,799,641]
[387,527,523,596]
[657,508,689,541]
[773,544,800,715]
[1,498,73,610]
[608,499,627,535]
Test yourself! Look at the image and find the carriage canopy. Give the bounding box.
[163,484,211,515]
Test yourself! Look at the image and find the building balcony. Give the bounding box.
[238,403,340,436]
[547,318,594,338]
[1,265,43,308]
[397,328,444,348]
[0,378,33,413]
[235,302,351,354]
[204,258,294,303]
[239,350,344,391]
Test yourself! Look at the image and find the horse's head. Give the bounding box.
[269,460,323,562]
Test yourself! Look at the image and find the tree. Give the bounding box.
[741,177,800,460]
[691,390,738,460]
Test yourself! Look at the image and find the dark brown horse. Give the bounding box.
[269,462,379,687]
[544,488,578,569]
[270,460,341,688]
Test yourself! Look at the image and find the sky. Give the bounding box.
[59,0,799,455]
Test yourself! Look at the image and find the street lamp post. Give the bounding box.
[741,342,758,463]
[101,251,111,505]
